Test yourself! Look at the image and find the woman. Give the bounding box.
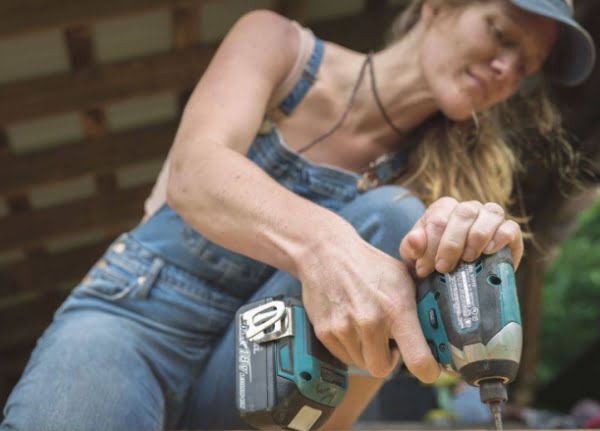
[2,0,595,430]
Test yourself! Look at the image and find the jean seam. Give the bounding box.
[159,279,239,314]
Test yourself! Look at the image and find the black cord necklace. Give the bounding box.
[366,52,405,137]
[298,51,404,155]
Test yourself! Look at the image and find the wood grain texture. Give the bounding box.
[0,0,200,38]
[0,122,175,197]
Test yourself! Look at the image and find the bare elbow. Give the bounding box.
[166,156,187,214]
[165,180,179,213]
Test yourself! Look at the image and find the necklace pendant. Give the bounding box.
[356,152,408,192]
[357,172,379,192]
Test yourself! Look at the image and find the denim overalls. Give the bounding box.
[1,38,425,431]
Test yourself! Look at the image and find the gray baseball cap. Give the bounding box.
[511,0,596,86]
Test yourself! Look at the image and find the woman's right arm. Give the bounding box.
[168,10,346,277]
[167,10,439,382]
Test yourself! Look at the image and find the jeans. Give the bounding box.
[1,185,425,430]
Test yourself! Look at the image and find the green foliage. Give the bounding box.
[538,197,600,384]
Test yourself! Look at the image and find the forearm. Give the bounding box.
[168,143,354,277]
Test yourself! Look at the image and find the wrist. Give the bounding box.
[291,212,361,279]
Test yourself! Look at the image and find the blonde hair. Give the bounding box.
[389,0,580,225]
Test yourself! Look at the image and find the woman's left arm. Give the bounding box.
[399,197,524,277]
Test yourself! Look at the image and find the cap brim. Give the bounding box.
[511,0,596,86]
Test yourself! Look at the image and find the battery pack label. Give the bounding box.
[288,406,322,431]
[446,263,480,330]
[238,315,252,409]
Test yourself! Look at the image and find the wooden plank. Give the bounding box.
[172,1,201,113]
[3,121,47,267]
[365,0,389,12]
[6,195,48,257]
[273,0,308,22]
[0,121,175,197]
[0,291,67,335]
[0,349,32,381]
[0,129,9,156]
[64,25,94,70]
[0,322,53,357]
[309,4,403,52]
[0,0,203,38]
[0,44,217,125]
[65,22,123,254]
[172,1,200,49]
[0,4,404,126]
[0,184,151,254]
[0,239,113,297]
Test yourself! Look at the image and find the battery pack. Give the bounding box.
[236,297,347,431]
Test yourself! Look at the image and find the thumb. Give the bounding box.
[400,224,427,265]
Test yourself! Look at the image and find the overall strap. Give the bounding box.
[277,37,325,116]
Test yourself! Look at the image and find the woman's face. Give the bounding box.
[420,0,559,120]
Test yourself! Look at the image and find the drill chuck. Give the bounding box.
[480,379,507,431]
[479,379,508,404]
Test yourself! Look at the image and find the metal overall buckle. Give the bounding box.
[357,153,398,192]
[241,300,294,344]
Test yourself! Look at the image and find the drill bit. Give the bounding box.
[479,380,507,431]
[490,401,503,431]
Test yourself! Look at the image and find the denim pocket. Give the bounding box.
[76,258,137,301]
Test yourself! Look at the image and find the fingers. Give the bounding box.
[316,328,354,366]
[399,224,427,268]
[355,311,399,378]
[315,311,400,378]
[408,198,524,276]
[388,302,441,384]
[434,200,482,273]
[316,317,365,369]
[483,219,524,269]
[414,197,458,277]
[460,202,505,262]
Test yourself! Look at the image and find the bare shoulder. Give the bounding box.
[222,10,299,72]
[233,9,294,33]
[173,10,302,153]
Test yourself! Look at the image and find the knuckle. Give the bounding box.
[331,318,354,340]
[354,313,380,334]
[483,202,505,218]
[314,325,334,343]
[504,219,522,233]
[406,354,438,383]
[498,221,520,241]
[405,352,432,374]
[454,202,481,220]
[426,213,449,231]
[494,229,512,244]
[468,227,489,243]
[499,232,517,247]
[369,363,391,379]
[385,292,412,317]
[436,196,458,207]
[441,238,463,255]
